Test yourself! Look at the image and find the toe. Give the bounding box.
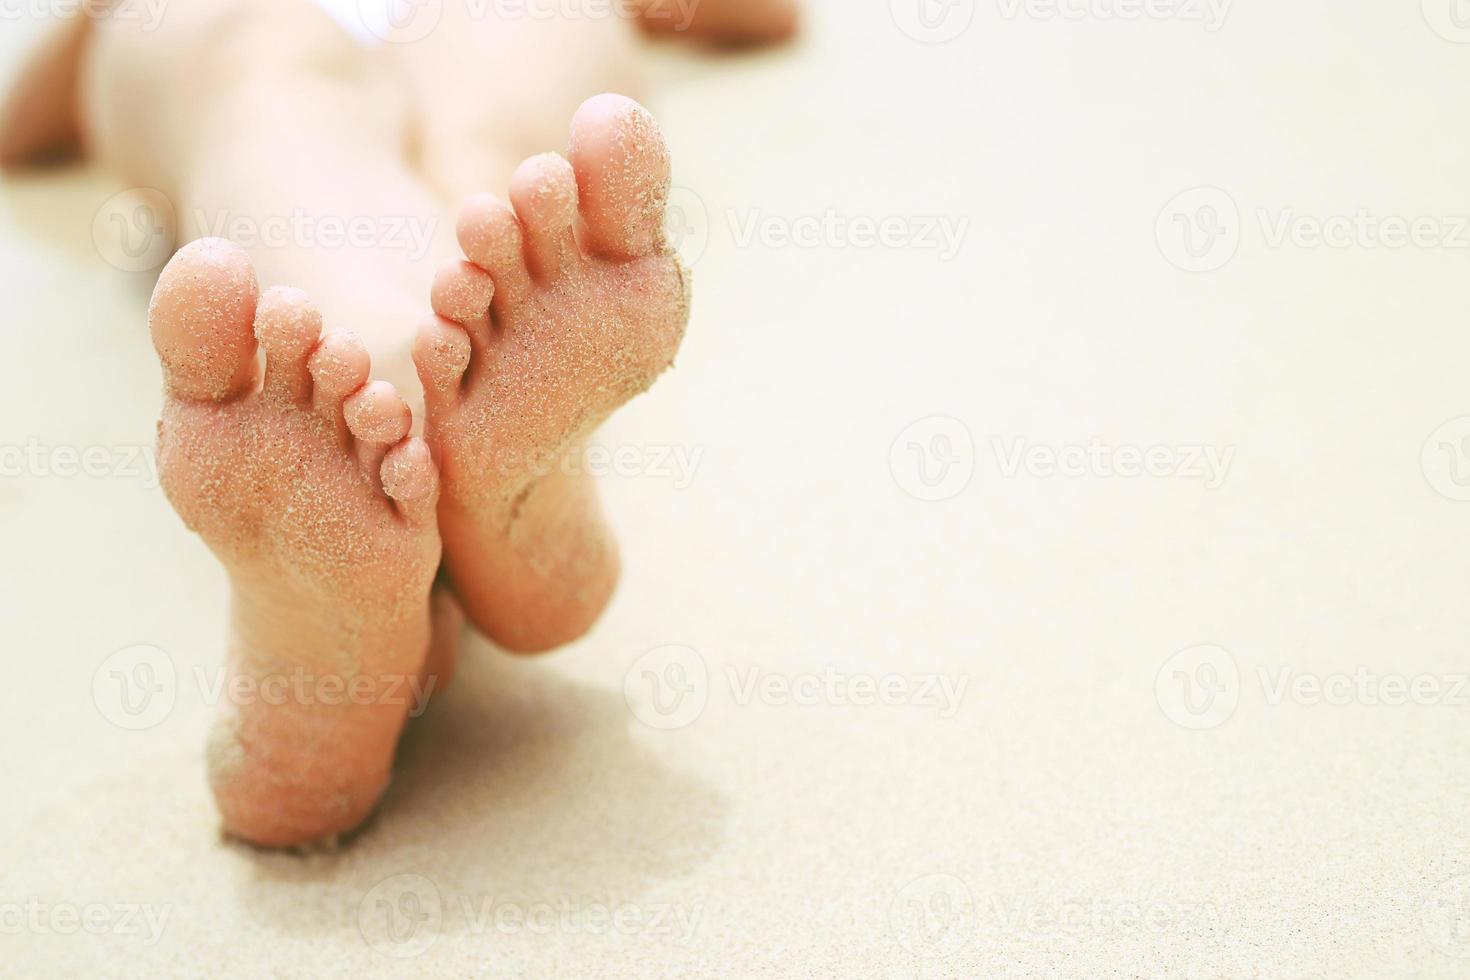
[457,192,533,310]
[344,380,411,444]
[413,317,473,414]
[344,380,412,478]
[381,437,440,527]
[307,330,370,433]
[509,152,582,282]
[431,260,495,352]
[255,287,322,404]
[148,238,260,402]
[568,94,672,261]
[431,260,494,325]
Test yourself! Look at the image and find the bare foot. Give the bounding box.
[638,0,799,43]
[150,238,442,848]
[414,94,689,653]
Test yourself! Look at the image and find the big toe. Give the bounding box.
[148,239,260,402]
[568,94,672,260]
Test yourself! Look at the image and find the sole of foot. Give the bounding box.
[414,93,689,653]
[150,238,442,849]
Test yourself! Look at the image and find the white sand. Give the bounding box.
[4,2,1470,976]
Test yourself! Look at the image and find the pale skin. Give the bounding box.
[1,0,795,846]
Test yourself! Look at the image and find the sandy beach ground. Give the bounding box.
[4,1,1470,976]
